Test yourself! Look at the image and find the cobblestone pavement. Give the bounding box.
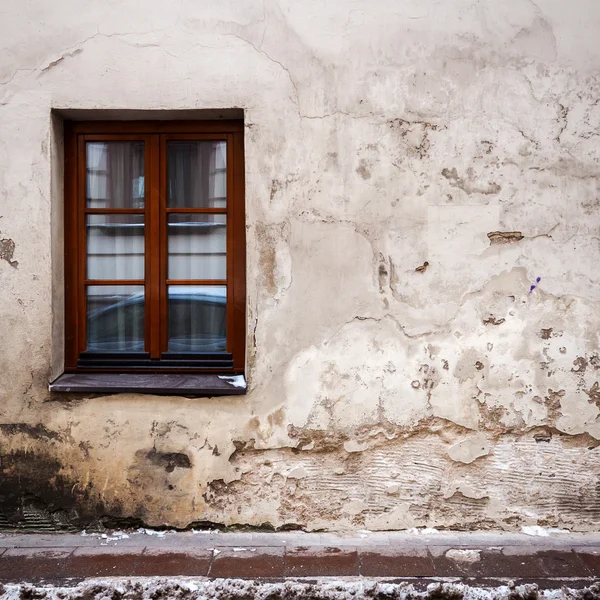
[0,530,599,587]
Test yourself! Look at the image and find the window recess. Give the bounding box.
[61,121,246,376]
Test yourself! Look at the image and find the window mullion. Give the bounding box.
[148,135,161,358]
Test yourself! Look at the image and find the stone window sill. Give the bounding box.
[48,373,247,396]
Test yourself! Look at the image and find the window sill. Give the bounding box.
[49,373,246,396]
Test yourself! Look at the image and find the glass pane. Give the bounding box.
[168,214,226,280]
[167,141,226,208]
[168,285,226,352]
[86,286,144,352]
[86,215,145,280]
[86,142,145,209]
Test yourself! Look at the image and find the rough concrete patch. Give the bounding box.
[344,440,369,453]
[447,433,491,464]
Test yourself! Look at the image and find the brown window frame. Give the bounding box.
[64,120,246,374]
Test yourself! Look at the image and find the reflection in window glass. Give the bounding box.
[86,215,145,280]
[168,214,226,280]
[167,141,226,208]
[86,286,144,352]
[168,286,226,352]
[86,142,145,209]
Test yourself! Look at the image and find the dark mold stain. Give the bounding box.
[270,179,282,202]
[0,423,61,441]
[378,262,388,292]
[0,449,98,530]
[415,261,429,273]
[356,159,371,180]
[541,328,553,340]
[441,167,501,195]
[146,449,192,472]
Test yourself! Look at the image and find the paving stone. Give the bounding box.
[575,548,600,575]
[0,548,72,581]
[134,548,212,576]
[429,546,548,578]
[535,549,591,577]
[209,547,284,578]
[360,547,434,577]
[286,546,359,576]
[66,546,141,577]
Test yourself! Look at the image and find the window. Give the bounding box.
[61,121,246,381]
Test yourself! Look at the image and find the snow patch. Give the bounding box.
[1,578,593,600]
[406,527,440,535]
[521,526,570,537]
[218,375,246,388]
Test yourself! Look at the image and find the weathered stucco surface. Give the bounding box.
[1,0,600,531]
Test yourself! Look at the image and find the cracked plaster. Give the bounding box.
[0,0,600,531]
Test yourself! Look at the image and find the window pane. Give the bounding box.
[86,142,145,209]
[167,141,226,208]
[168,285,226,352]
[86,286,144,352]
[86,215,145,280]
[168,214,226,280]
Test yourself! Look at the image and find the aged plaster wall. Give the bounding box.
[1,0,600,530]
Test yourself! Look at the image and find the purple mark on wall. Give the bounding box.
[529,277,541,295]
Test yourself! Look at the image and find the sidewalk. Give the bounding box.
[0,530,599,587]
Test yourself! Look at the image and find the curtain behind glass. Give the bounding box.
[167,142,225,208]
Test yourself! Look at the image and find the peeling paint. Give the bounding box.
[0,238,18,267]
[487,231,524,245]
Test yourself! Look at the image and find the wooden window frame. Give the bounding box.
[64,120,246,374]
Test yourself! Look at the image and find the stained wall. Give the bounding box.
[1,0,600,530]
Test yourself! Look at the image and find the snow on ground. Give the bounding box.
[0,579,597,600]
